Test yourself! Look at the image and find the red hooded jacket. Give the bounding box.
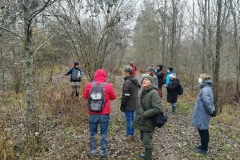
[83,69,116,114]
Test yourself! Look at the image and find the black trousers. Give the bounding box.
[198,129,209,150]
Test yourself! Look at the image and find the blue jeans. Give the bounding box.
[124,110,135,136]
[89,114,109,156]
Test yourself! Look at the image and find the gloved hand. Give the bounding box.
[120,105,125,112]
[210,111,216,117]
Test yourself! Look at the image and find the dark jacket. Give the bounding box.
[64,67,83,82]
[121,76,140,110]
[155,65,165,89]
[191,79,215,130]
[132,84,162,132]
[166,78,180,103]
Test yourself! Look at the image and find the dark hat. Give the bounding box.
[146,67,153,72]
[124,66,133,74]
[142,75,153,83]
[168,67,173,72]
[74,62,79,66]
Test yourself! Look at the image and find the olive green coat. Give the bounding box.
[132,84,162,132]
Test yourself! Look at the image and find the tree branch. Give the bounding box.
[0,26,23,40]
[30,0,57,21]
[33,35,53,57]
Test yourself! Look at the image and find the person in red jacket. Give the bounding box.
[130,61,137,76]
[83,69,116,158]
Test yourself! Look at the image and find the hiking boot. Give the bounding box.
[76,92,79,96]
[170,112,175,115]
[194,149,207,155]
[89,150,97,157]
[100,151,107,159]
[195,145,202,149]
[139,148,153,160]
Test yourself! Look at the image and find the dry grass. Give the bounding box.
[0,76,240,159]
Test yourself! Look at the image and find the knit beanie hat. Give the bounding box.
[74,62,79,67]
[170,73,176,78]
[168,67,173,72]
[143,75,153,83]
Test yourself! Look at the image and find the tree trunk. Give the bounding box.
[24,0,37,135]
[170,0,177,67]
[207,0,214,75]
[202,0,207,73]
[229,0,240,98]
[213,0,222,113]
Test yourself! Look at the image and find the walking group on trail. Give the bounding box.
[62,61,216,159]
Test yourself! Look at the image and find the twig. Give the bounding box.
[33,35,53,57]
[0,26,23,40]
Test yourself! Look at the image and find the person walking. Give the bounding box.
[132,75,162,160]
[130,61,137,76]
[120,66,140,140]
[155,64,165,98]
[164,73,180,115]
[191,73,216,155]
[83,69,116,158]
[62,62,84,96]
[165,67,174,85]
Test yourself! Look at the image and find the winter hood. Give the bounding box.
[93,69,107,82]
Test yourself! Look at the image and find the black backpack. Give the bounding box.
[88,82,107,112]
[177,83,183,95]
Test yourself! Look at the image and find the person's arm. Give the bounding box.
[83,82,92,99]
[108,84,117,100]
[201,89,214,115]
[142,91,161,118]
[167,81,179,90]
[62,68,72,77]
[121,80,131,106]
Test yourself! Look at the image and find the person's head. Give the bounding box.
[124,66,133,77]
[151,64,154,67]
[157,64,163,71]
[167,67,173,73]
[170,73,176,80]
[74,62,79,68]
[199,73,211,83]
[146,67,154,76]
[142,75,153,89]
[130,61,134,66]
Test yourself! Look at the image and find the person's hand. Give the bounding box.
[210,111,216,117]
[120,105,125,112]
[164,84,167,87]
[141,114,145,120]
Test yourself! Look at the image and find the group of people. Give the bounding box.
[62,61,216,159]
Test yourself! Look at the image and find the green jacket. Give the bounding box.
[132,84,162,132]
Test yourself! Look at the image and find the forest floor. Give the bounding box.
[1,74,240,160]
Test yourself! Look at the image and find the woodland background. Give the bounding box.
[0,0,240,159]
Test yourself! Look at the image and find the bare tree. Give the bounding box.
[229,0,240,98]
[213,0,223,113]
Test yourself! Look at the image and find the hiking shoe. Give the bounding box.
[139,153,145,158]
[194,149,207,155]
[195,145,202,149]
[89,150,97,157]
[100,151,107,159]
